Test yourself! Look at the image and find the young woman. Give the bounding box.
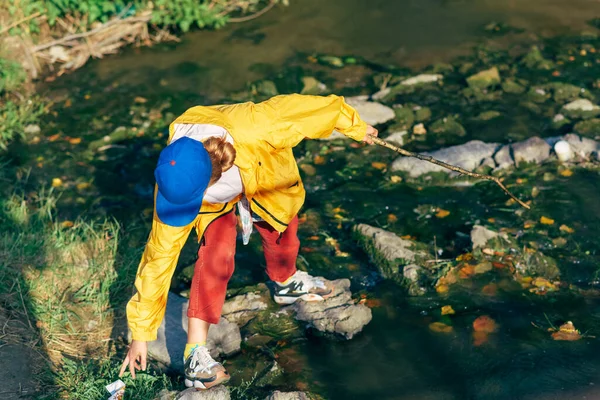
[119,94,377,389]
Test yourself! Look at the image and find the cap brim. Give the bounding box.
[155,189,203,227]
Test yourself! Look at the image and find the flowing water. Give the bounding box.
[30,0,600,398]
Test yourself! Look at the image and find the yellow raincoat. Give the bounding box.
[127,94,367,341]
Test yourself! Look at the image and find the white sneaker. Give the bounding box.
[273,271,332,305]
[183,345,230,390]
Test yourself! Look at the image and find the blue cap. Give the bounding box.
[154,137,212,227]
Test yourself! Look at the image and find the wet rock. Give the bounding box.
[554,140,574,162]
[493,144,514,170]
[255,361,284,388]
[501,79,526,94]
[521,46,555,70]
[511,136,551,166]
[472,111,501,121]
[265,392,309,400]
[517,252,560,280]
[288,278,372,339]
[574,118,600,137]
[255,80,278,97]
[414,106,432,122]
[222,286,269,326]
[403,264,426,295]
[175,386,230,400]
[354,223,432,283]
[471,225,508,249]
[393,106,415,130]
[562,99,600,119]
[345,96,394,125]
[245,309,301,340]
[391,140,499,178]
[545,83,592,103]
[146,293,242,371]
[466,67,501,90]
[400,74,442,86]
[385,130,409,145]
[23,124,41,135]
[560,133,600,159]
[300,77,327,95]
[527,87,550,103]
[429,117,466,137]
[552,114,570,130]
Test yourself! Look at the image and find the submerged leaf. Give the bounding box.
[441,305,455,315]
[473,315,498,333]
[429,322,453,333]
[436,209,450,218]
[371,162,387,170]
[540,216,555,225]
[559,224,575,234]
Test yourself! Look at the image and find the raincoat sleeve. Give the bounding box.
[126,213,193,341]
[258,94,368,146]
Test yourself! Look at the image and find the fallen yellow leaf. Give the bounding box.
[51,178,63,188]
[48,134,61,142]
[134,96,148,103]
[76,182,91,191]
[441,305,455,315]
[487,218,496,223]
[436,209,450,218]
[68,137,82,145]
[371,162,387,170]
[387,214,398,223]
[524,220,535,229]
[540,216,555,225]
[61,220,74,228]
[551,321,582,341]
[313,155,326,165]
[84,94,91,100]
[390,175,402,183]
[559,169,573,177]
[64,99,72,107]
[436,284,449,294]
[560,224,575,234]
[429,322,453,333]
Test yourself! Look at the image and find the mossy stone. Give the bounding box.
[393,107,415,129]
[430,117,467,137]
[414,107,432,122]
[466,67,501,90]
[502,79,526,94]
[574,118,600,137]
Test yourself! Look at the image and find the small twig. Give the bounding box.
[434,235,438,263]
[370,135,531,209]
[228,0,277,23]
[0,12,43,35]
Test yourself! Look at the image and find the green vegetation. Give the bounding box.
[3,0,286,33]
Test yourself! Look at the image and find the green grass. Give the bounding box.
[54,358,174,400]
[0,96,46,149]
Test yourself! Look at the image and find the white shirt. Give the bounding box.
[170,123,243,204]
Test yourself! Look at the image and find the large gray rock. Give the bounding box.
[561,133,600,159]
[493,144,515,170]
[288,279,372,339]
[391,140,500,177]
[146,293,242,371]
[265,392,310,400]
[175,386,230,400]
[512,136,551,166]
[221,290,269,326]
[327,97,394,140]
[345,96,395,125]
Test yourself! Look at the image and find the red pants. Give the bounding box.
[187,211,299,324]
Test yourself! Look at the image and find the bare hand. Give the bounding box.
[362,125,379,144]
[119,340,147,379]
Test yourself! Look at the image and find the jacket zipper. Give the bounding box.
[251,198,288,227]
[199,207,234,246]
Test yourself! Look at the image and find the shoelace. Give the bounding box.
[294,271,326,290]
[189,347,218,374]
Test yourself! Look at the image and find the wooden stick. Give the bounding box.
[370,135,531,209]
[228,0,277,23]
[0,12,43,35]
